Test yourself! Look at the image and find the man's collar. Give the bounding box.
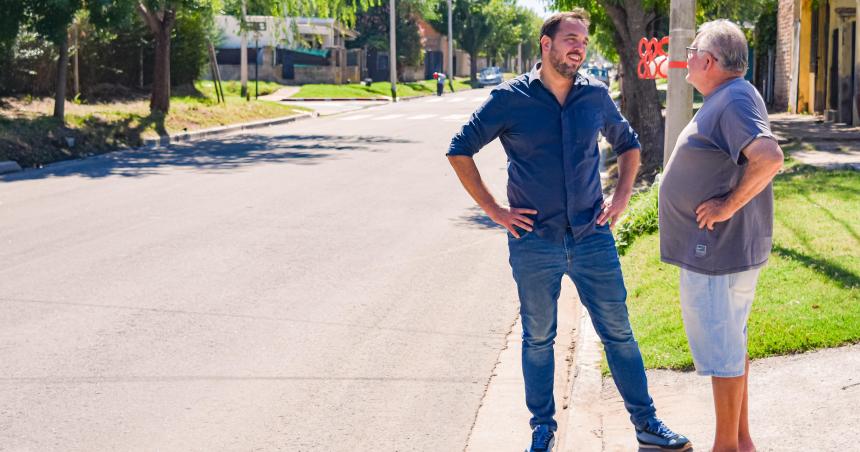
[528,62,542,86]
[528,62,584,87]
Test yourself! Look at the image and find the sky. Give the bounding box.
[518,0,553,18]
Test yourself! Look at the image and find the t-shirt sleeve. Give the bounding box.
[446,89,510,157]
[718,94,775,164]
[599,88,641,156]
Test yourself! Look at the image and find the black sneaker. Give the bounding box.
[525,424,555,452]
[635,418,692,450]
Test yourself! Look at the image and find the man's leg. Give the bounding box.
[679,268,760,452]
[508,232,567,430]
[566,228,656,425]
[711,374,745,451]
[738,356,755,451]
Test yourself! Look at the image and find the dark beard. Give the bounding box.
[549,47,579,79]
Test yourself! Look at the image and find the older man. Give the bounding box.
[448,9,691,452]
[659,20,784,452]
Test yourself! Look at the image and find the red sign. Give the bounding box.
[637,37,687,79]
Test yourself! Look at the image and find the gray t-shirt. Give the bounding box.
[659,78,776,275]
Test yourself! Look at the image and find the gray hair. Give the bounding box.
[696,19,748,74]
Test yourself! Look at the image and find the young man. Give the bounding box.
[659,20,784,452]
[447,10,691,452]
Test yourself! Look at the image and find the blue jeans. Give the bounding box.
[508,226,657,430]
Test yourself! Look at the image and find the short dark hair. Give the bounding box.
[540,9,591,40]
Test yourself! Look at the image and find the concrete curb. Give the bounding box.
[281,97,389,102]
[141,112,315,149]
[557,306,605,452]
[281,94,431,103]
[1,113,317,176]
[465,285,581,452]
[0,160,23,175]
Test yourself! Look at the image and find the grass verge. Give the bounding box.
[0,82,305,168]
[292,77,473,98]
[620,164,860,371]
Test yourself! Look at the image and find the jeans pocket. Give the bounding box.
[507,225,533,240]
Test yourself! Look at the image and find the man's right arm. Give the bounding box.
[447,155,536,238]
[446,89,536,238]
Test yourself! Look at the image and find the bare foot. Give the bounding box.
[738,438,756,452]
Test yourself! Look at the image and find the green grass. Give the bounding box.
[195,80,286,98]
[619,164,860,371]
[0,84,305,168]
[292,77,473,98]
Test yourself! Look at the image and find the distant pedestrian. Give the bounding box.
[447,9,691,452]
[434,71,446,96]
[659,19,784,452]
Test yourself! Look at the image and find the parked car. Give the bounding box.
[584,66,610,86]
[477,66,504,87]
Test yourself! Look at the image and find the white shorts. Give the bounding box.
[679,267,761,377]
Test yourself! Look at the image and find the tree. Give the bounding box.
[348,0,424,73]
[552,0,768,178]
[553,0,668,177]
[0,0,132,121]
[483,0,521,67]
[431,0,493,84]
[500,4,542,71]
[29,0,82,120]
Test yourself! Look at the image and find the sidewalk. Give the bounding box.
[558,113,860,451]
[594,344,860,451]
[770,113,860,170]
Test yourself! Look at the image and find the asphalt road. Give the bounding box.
[0,88,521,451]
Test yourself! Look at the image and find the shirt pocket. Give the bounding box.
[572,108,604,153]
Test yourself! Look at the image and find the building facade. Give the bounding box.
[776,0,859,125]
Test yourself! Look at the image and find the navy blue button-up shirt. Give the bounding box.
[447,63,640,244]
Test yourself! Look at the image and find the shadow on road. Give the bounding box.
[1,133,414,181]
[452,206,505,231]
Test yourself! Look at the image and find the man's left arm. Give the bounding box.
[597,148,640,228]
[597,88,642,228]
[695,137,784,230]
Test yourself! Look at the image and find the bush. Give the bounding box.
[1,9,210,99]
[615,178,660,255]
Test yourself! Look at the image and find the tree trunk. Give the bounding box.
[151,27,171,113]
[137,3,176,114]
[53,33,69,121]
[603,0,665,179]
[469,50,478,84]
[240,0,248,99]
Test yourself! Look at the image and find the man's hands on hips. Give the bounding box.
[597,190,632,229]
[695,197,735,230]
[486,205,538,238]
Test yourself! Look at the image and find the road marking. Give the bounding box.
[447,97,466,103]
[371,114,405,121]
[405,114,439,120]
[425,98,445,103]
[337,114,373,121]
[441,114,470,121]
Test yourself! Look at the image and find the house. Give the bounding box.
[774,0,858,125]
[212,15,363,85]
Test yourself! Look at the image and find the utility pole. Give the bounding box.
[389,0,397,101]
[240,0,249,100]
[517,42,522,74]
[663,0,696,166]
[72,21,79,98]
[447,0,454,92]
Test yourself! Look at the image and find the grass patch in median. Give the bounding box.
[0,83,305,168]
[292,77,473,98]
[619,164,860,371]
